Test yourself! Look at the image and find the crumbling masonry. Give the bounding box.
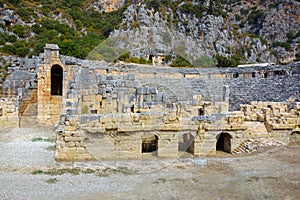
[0,44,299,161]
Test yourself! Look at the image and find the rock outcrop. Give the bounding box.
[111,0,299,64]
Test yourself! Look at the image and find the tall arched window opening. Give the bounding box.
[51,65,63,96]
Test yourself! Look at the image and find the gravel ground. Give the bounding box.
[0,128,300,200]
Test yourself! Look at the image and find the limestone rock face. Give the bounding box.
[111,0,299,64]
[87,0,125,13]
[0,0,298,63]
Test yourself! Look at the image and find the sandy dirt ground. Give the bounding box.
[0,128,299,200]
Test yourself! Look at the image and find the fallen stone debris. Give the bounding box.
[232,138,286,154]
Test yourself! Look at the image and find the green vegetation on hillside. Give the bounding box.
[0,0,133,58]
[0,0,298,66]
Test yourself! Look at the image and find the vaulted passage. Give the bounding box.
[216,133,232,153]
[51,65,63,96]
[178,133,194,154]
[142,135,158,153]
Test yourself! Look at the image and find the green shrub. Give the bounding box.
[1,45,16,55]
[31,24,43,34]
[247,9,264,25]
[130,57,140,64]
[139,57,148,64]
[0,36,5,45]
[146,0,160,12]
[16,8,31,22]
[32,170,44,175]
[118,52,130,62]
[216,55,239,68]
[4,34,17,43]
[235,14,242,21]
[272,41,291,50]
[170,56,192,67]
[16,47,29,57]
[165,54,172,63]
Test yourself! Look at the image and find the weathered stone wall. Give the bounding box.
[1,45,300,161]
[227,72,300,111]
[0,97,19,128]
[240,101,300,143]
[37,44,65,126]
[0,56,40,97]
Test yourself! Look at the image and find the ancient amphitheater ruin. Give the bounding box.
[0,44,300,161]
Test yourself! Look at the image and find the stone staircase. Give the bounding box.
[188,78,226,102]
[20,102,38,128]
[18,88,39,127]
[139,77,195,103]
[232,138,285,154]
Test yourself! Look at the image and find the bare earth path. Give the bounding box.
[0,128,299,200]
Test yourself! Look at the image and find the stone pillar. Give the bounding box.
[37,44,65,126]
[223,85,229,103]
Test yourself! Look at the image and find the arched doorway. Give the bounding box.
[51,65,63,96]
[178,133,195,154]
[216,133,232,153]
[142,135,158,153]
[290,132,300,144]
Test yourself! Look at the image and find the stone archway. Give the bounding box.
[289,131,300,144]
[51,65,63,96]
[178,133,195,154]
[216,132,232,153]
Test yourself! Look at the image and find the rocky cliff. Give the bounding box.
[0,0,299,65]
[111,0,299,65]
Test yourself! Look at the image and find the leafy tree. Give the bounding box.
[16,47,29,57]
[59,40,81,58]
[215,55,239,68]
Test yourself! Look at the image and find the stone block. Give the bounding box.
[64,136,81,142]
[65,126,77,131]
[127,74,135,80]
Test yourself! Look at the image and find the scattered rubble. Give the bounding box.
[232,138,286,154]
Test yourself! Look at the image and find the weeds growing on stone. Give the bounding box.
[31,166,135,177]
[31,170,44,175]
[32,137,55,143]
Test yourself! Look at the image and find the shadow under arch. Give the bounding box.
[178,133,195,154]
[216,132,232,153]
[51,64,63,96]
[141,134,159,154]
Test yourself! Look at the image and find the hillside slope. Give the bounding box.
[0,0,299,66]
